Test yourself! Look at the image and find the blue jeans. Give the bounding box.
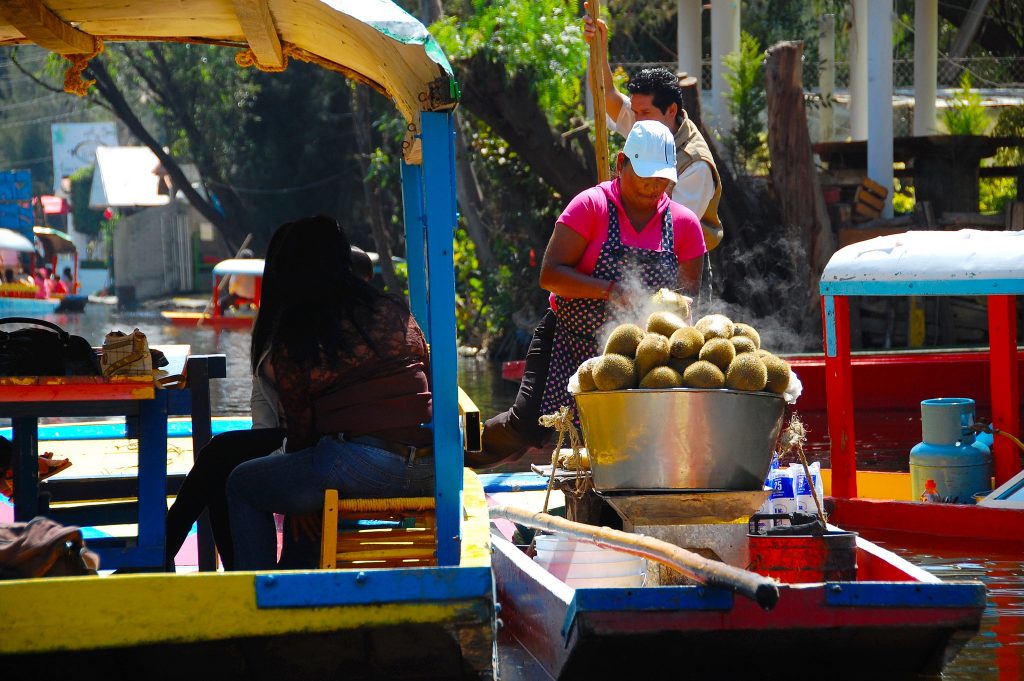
[226,435,435,570]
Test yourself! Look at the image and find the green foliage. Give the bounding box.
[979,104,1024,213]
[722,32,768,174]
[432,0,586,122]
[892,177,915,214]
[68,166,105,236]
[942,74,990,135]
[455,119,555,345]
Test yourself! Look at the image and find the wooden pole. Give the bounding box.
[491,505,780,610]
[588,0,609,183]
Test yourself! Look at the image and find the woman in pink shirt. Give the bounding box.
[476,120,706,464]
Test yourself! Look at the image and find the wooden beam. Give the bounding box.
[0,0,95,55]
[232,0,284,69]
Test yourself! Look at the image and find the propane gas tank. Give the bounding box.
[910,398,991,504]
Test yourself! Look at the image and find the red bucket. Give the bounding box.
[747,531,858,583]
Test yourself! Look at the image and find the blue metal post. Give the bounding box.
[137,392,169,567]
[11,417,39,521]
[420,111,461,566]
[401,160,429,339]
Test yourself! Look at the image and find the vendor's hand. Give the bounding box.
[582,3,608,46]
[289,512,322,542]
[606,282,631,308]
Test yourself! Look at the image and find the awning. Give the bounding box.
[0,0,457,156]
[0,227,37,253]
[33,226,77,258]
[212,258,265,276]
[32,195,70,215]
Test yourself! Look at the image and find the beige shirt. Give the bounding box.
[613,108,715,218]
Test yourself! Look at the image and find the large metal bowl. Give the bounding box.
[575,388,785,492]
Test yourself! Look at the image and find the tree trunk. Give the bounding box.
[453,112,498,272]
[86,58,249,251]
[456,51,595,210]
[350,83,400,292]
[764,41,835,335]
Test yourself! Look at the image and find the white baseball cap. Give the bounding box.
[621,120,677,183]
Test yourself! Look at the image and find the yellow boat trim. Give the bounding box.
[460,469,491,568]
[0,468,492,654]
[0,572,486,653]
[821,469,913,501]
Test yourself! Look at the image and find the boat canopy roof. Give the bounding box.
[213,258,265,276]
[0,228,36,253]
[33,226,76,257]
[820,229,1024,297]
[0,0,457,157]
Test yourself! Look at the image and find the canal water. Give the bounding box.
[20,304,1024,678]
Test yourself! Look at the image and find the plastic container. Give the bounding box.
[538,558,645,580]
[533,535,645,587]
[910,398,992,504]
[562,574,644,589]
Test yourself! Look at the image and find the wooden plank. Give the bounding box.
[861,175,888,198]
[0,0,95,54]
[854,201,881,220]
[855,187,885,210]
[231,0,283,68]
[0,377,155,402]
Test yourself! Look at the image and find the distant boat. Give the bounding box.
[161,258,263,329]
[0,227,87,315]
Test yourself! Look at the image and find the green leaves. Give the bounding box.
[942,73,990,136]
[722,31,768,175]
[432,0,586,122]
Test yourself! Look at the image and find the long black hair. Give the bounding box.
[250,215,384,374]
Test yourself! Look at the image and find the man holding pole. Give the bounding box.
[584,4,724,250]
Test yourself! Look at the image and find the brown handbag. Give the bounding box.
[0,517,100,579]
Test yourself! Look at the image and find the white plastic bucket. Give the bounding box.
[564,574,645,588]
[533,535,645,587]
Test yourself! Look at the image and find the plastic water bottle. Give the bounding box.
[920,478,942,503]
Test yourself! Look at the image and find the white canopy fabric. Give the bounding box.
[0,228,37,253]
[89,147,171,209]
[0,0,456,147]
[820,229,1024,295]
[212,258,265,276]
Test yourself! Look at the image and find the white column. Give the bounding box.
[677,0,702,81]
[867,0,894,217]
[914,0,938,135]
[848,0,869,140]
[819,14,836,142]
[710,0,740,129]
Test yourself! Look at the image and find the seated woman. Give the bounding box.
[226,216,433,570]
[164,231,376,570]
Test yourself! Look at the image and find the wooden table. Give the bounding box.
[814,135,1023,215]
[2,347,226,571]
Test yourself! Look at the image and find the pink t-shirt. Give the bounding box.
[547,180,706,306]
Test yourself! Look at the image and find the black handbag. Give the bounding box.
[0,317,101,377]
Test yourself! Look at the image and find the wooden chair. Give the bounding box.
[318,387,479,570]
[319,492,436,569]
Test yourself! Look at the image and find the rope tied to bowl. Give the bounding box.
[538,406,588,512]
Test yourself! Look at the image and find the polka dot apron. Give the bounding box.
[539,196,679,416]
